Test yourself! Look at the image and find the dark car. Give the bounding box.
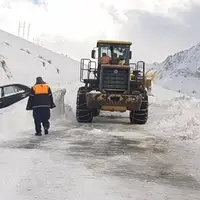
[0,84,31,109]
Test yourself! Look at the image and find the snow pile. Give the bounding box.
[148,85,200,141]
[148,42,200,98]
[0,29,81,138]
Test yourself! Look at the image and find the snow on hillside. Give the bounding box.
[0,29,80,87]
[0,29,81,138]
[148,42,200,98]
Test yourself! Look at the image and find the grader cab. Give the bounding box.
[76,40,149,124]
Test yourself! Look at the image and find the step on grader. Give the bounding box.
[76,40,150,124]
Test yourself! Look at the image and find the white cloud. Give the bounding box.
[0,0,121,40]
[0,0,191,39]
[0,0,200,62]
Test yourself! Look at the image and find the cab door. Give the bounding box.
[0,84,31,109]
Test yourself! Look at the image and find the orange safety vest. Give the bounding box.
[33,84,49,95]
[101,56,111,64]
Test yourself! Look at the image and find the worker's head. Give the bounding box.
[119,55,124,60]
[36,76,45,84]
[102,53,107,57]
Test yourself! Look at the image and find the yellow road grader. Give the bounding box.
[76,40,154,124]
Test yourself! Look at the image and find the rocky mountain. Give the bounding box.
[149,42,200,98]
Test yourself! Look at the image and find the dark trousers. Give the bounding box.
[33,107,50,133]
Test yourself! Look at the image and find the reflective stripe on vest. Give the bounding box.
[33,84,49,94]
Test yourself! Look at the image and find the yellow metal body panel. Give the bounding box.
[101,105,127,111]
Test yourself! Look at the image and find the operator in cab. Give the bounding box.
[100,53,111,64]
[118,55,125,65]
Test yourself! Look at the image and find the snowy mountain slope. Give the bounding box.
[0,29,80,87]
[148,42,200,98]
[0,29,81,138]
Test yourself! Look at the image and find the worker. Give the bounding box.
[130,71,134,80]
[100,53,111,64]
[118,55,125,65]
[119,59,125,65]
[26,76,56,136]
[111,53,119,64]
[145,78,152,93]
[145,71,156,94]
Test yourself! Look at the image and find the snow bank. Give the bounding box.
[148,85,200,141]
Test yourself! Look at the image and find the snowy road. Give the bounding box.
[1,93,200,200]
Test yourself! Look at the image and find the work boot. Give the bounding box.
[44,128,48,135]
[35,132,42,136]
